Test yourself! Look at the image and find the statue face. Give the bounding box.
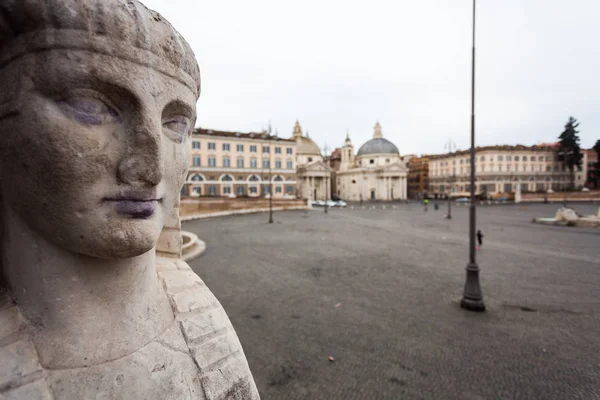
[0,50,196,258]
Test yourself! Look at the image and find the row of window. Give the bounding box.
[192,156,294,169]
[434,164,569,176]
[432,182,570,193]
[190,185,295,196]
[435,154,555,167]
[192,141,293,154]
[190,174,289,182]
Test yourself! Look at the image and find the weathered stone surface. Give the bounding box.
[0,340,42,390]
[172,287,220,315]
[159,269,205,295]
[0,307,22,343]
[157,229,184,257]
[198,353,260,400]
[48,326,203,400]
[2,380,53,400]
[180,307,231,344]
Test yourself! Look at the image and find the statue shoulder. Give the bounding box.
[156,257,261,399]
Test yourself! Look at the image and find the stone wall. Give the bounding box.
[521,190,600,202]
[180,197,306,217]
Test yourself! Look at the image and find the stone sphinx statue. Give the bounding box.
[0,1,259,398]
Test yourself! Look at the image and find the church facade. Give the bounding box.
[291,121,333,201]
[335,123,408,201]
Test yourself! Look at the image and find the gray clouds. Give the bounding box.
[141,0,599,154]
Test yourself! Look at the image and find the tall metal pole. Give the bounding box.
[268,133,273,223]
[461,0,485,311]
[446,181,452,219]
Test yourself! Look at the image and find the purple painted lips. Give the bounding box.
[104,191,162,219]
[113,200,157,218]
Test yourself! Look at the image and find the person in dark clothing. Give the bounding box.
[476,230,484,250]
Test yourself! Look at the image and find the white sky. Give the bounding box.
[141,0,599,155]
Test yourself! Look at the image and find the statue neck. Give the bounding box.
[1,206,173,369]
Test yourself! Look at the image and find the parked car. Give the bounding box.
[455,197,469,203]
[497,196,508,202]
[325,200,336,208]
[314,200,326,207]
[334,200,347,207]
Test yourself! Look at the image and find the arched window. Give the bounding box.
[248,175,260,182]
[274,175,284,182]
[220,174,234,182]
[191,174,204,182]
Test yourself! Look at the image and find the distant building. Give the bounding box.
[407,156,431,199]
[336,123,408,201]
[292,121,333,201]
[327,148,342,196]
[184,128,297,198]
[585,148,599,189]
[428,145,588,198]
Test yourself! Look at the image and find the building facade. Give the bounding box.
[336,123,408,201]
[407,156,431,199]
[429,145,588,198]
[585,148,599,189]
[183,129,298,198]
[292,121,333,201]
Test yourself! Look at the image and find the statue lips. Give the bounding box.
[104,190,162,219]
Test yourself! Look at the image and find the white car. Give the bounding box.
[314,200,326,207]
[325,200,336,208]
[334,200,347,207]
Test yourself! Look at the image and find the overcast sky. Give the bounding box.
[142,0,599,156]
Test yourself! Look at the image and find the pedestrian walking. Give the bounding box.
[424,198,429,212]
[476,229,484,250]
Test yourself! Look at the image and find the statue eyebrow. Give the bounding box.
[163,99,195,120]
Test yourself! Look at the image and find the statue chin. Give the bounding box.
[23,211,164,260]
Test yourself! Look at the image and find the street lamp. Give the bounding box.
[446,174,455,219]
[268,129,277,224]
[263,124,275,224]
[461,0,485,312]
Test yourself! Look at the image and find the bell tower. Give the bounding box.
[341,131,354,171]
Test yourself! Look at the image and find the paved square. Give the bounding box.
[184,203,600,400]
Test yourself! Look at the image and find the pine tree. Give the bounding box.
[557,117,583,190]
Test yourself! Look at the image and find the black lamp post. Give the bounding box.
[461,0,485,312]
[446,175,454,219]
[268,130,276,224]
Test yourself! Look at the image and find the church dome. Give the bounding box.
[357,138,399,156]
[291,120,321,156]
[296,136,322,155]
[357,122,399,156]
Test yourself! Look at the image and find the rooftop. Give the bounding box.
[193,128,296,143]
[430,144,560,159]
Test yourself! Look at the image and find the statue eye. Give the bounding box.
[59,97,119,125]
[163,115,191,143]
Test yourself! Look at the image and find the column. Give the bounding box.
[404,177,407,199]
[304,177,308,199]
[400,177,404,199]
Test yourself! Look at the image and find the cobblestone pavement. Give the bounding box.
[184,203,600,400]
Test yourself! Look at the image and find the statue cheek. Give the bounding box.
[165,143,188,186]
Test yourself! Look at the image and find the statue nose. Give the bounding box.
[118,128,164,186]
